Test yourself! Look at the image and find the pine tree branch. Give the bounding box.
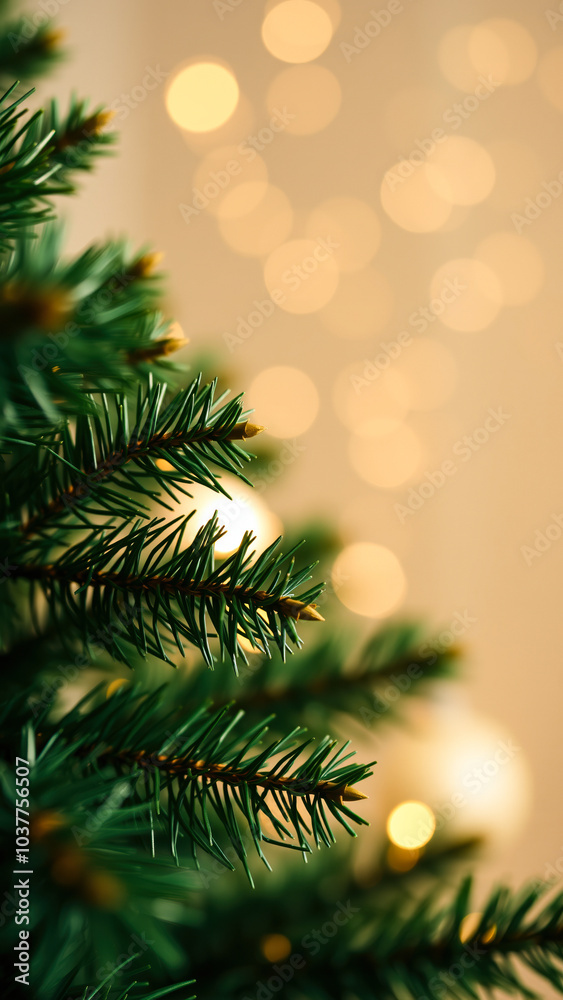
[8,685,373,887]
[6,515,324,666]
[173,870,563,1000]
[0,88,116,250]
[175,622,458,735]
[13,377,263,538]
[96,745,366,803]
[0,228,182,431]
[0,20,63,83]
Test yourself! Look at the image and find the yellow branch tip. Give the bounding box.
[280,598,325,622]
[342,786,368,802]
[227,421,265,441]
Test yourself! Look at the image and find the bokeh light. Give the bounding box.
[459,913,497,945]
[425,136,496,206]
[332,542,406,618]
[348,419,423,489]
[266,64,341,134]
[166,62,239,132]
[475,232,544,306]
[438,24,481,92]
[538,47,563,112]
[380,161,452,232]
[386,801,436,849]
[216,180,272,220]
[218,185,293,257]
[263,238,339,313]
[333,365,409,431]
[318,267,394,339]
[184,478,282,558]
[387,844,420,872]
[261,934,292,962]
[468,19,537,86]
[261,1,333,63]
[439,19,537,91]
[305,197,381,272]
[429,258,503,332]
[389,338,458,412]
[247,366,319,437]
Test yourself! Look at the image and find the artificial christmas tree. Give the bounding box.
[1,10,562,1000]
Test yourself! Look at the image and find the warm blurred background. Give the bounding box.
[43,0,563,922]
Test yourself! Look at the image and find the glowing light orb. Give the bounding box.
[261,1,333,63]
[166,62,239,133]
[386,801,436,849]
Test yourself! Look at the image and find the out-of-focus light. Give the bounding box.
[333,365,409,431]
[469,19,537,86]
[305,197,381,272]
[218,185,293,257]
[349,420,422,489]
[538,47,563,111]
[166,62,239,132]
[216,180,270,220]
[389,338,458,412]
[425,136,496,206]
[263,238,339,313]
[319,267,394,339]
[475,232,544,306]
[459,912,497,944]
[247,366,319,437]
[186,478,282,558]
[238,634,263,654]
[386,801,436,849]
[387,843,421,872]
[380,162,452,232]
[266,64,341,134]
[429,258,503,332]
[332,542,406,618]
[192,147,268,219]
[261,934,292,962]
[261,1,333,63]
[438,24,481,92]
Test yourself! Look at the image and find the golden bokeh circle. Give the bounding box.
[166,62,239,132]
[261,1,333,63]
